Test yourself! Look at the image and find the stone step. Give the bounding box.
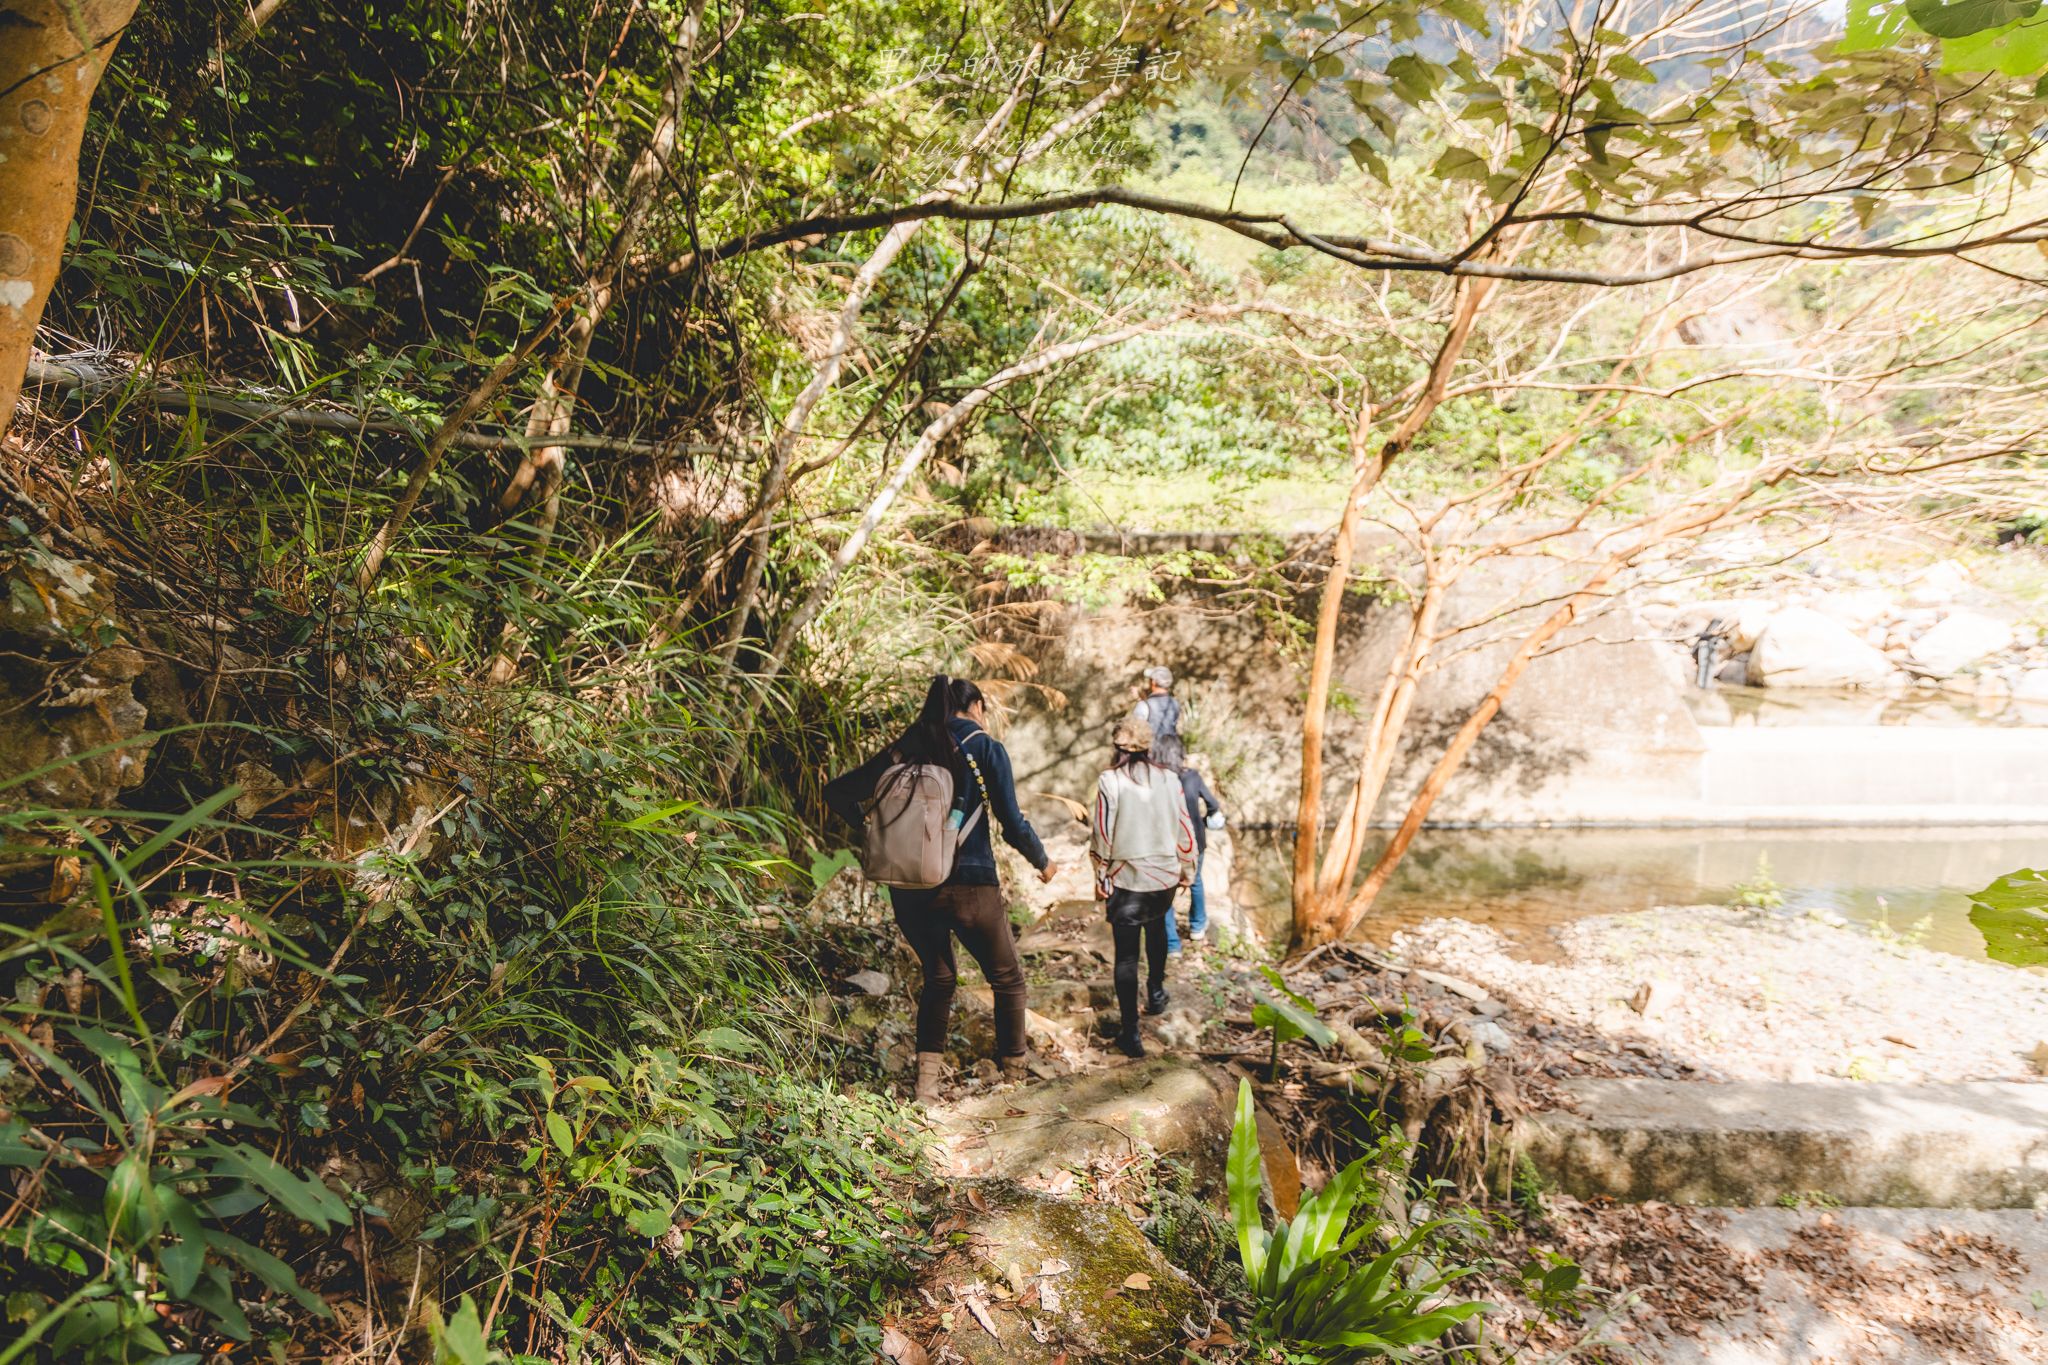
[1518,1079,2048,1209]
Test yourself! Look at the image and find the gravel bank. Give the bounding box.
[1391,904,2048,1084]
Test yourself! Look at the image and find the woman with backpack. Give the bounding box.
[823,676,1057,1101]
[1088,715,1197,1058]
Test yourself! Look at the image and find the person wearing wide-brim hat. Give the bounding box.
[1088,714,1197,1057]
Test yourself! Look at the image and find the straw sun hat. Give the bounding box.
[1112,716,1155,753]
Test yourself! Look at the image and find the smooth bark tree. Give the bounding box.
[0,0,142,446]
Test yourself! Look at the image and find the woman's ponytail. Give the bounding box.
[947,678,984,715]
[918,674,951,728]
[895,674,954,766]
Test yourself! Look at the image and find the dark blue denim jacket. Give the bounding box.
[946,718,1049,885]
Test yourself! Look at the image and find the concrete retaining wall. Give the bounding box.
[998,579,2048,829]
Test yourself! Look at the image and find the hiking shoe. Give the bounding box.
[1189,927,1207,942]
[913,1052,944,1104]
[1114,1030,1146,1059]
[1144,987,1171,1016]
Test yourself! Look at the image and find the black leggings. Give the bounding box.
[1107,887,1173,1034]
[891,883,1027,1059]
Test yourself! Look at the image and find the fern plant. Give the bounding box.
[1226,1080,1489,1359]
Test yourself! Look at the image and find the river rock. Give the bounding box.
[1812,588,1894,629]
[844,968,892,996]
[1468,1020,1516,1055]
[1908,610,2013,677]
[1670,598,1779,652]
[1906,559,1970,607]
[1747,607,1897,689]
[925,1181,1201,1364]
[2016,670,2048,704]
[1630,977,1680,1019]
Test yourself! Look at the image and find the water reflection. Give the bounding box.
[1688,683,2048,729]
[1230,824,2048,967]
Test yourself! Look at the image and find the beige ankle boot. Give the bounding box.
[914,1052,945,1103]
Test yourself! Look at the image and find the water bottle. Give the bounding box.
[946,808,964,832]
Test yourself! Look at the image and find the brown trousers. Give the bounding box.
[890,882,1027,1059]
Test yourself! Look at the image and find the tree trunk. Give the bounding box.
[0,0,141,447]
[1314,581,1444,900]
[1291,401,1374,929]
[1288,274,1496,935]
[1307,558,1626,949]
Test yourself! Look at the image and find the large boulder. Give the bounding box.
[921,1181,1203,1364]
[1746,607,1897,689]
[1666,598,1779,653]
[1810,587,1894,630]
[1908,610,2013,677]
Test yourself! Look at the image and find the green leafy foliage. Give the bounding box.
[1968,869,2048,967]
[1226,1080,1491,1359]
[1252,965,1336,1079]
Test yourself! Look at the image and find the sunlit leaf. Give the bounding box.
[1968,869,2048,966]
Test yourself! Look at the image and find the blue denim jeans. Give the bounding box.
[1163,853,1206,951]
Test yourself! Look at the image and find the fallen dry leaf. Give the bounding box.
[1122,1273,1152,1291]
[964,1296,1002,1341]
[965,1187,990,1214]
[880,1324,929,1365]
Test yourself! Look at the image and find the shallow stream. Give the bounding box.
[1229,824,2048,969]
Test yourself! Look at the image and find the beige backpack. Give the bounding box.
[859,756,986,889]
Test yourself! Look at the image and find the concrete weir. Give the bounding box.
[1518,1079,2048,1209]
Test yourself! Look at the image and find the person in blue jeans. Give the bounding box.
[1164,760,1225,954]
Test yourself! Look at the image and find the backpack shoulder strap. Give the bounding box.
[957,749,989,839]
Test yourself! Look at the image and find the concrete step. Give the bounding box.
[1518,1079,2048,1209]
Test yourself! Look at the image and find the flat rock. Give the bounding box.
[1909,609,2013,677]
[1518,1079,2048,1208]
[929,1056,1239,1186]
[844,968,891,995]
[925,1181,1202,1364]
